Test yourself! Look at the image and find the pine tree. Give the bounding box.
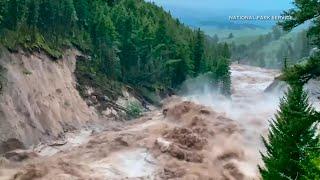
[228,33,234,39]
[26,0,39,29]
[0,0,7,25]
[279,0,320,47]
[283,56,288,71]
[74,0,89,29]
[193,28,205,75]
[222,43,231,59]
[260,85,320,180]
[155,17,169,45]
[37,0,54,34]
[0,0,232,98]
[214,57,231,96]
[3,0,20,29]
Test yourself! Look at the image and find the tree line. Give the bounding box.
[231,26,313,68]
[0,0,232,99]
[260,0,320,179]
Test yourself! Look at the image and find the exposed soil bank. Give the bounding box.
[0,49,101,153]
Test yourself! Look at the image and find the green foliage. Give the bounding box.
[283,56,288,71]
[231,27,313,68]
[0,0,232,99]
[260,85,320,180]
[228,33,234,39]
[279,0,320,48]
[126,101,143,119]
[276,0,320,87]
[0,63,6,93]
[194,28,205,75]
[261,4,320,179]
[281,53,320,86]
[211,57,231,96]
[75,56,123,101]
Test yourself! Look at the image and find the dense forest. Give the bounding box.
[231,26,314,68]
[0,0,232,102]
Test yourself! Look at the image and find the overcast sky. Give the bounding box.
[149,0,293,11]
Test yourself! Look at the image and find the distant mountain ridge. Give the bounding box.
[161,5,284,29]
[198,20,265,30]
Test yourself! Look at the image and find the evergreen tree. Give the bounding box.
[279,0,320,47]
[3,0,21,29]
[193,28,205,75]
[221,43,231,59]
[279,0,320,89]
[214,57,231,96]
[60,0,77,37]
[155,17,169,45]
[228,33,234,39]
[74,0,89,29]
[283,56,288,71]
[26,0,39,29]
[260,85,320,180]
[37,0,54,34]
[0,0,232,100]
[0,0,7,26]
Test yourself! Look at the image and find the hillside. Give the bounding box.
[230,26,312,68]
[0,0,232,101]
[0,0,233,152]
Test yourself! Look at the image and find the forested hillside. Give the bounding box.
[0,0,231,102]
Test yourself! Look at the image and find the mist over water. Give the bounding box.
[183,64,281,122]
[182,63,282,168]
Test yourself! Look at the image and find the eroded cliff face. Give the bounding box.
[0,49,100,153]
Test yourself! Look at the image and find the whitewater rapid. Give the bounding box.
[186,63,282,168]
[1,64,284,180]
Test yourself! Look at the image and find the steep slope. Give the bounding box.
[0,49,100,153]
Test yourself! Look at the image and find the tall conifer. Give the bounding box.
[260,85,320,180]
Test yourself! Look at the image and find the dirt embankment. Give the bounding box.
[0,49,101,153]
[0,97,261,180]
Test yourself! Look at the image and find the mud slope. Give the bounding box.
[0,49,99,153]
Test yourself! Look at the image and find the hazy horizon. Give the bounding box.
[149,0,293,11]
[148,0,295,30]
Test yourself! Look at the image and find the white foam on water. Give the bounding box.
[89,148,157,179]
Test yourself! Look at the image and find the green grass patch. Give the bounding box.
[126,101,143,119]
[0,28,64,59]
